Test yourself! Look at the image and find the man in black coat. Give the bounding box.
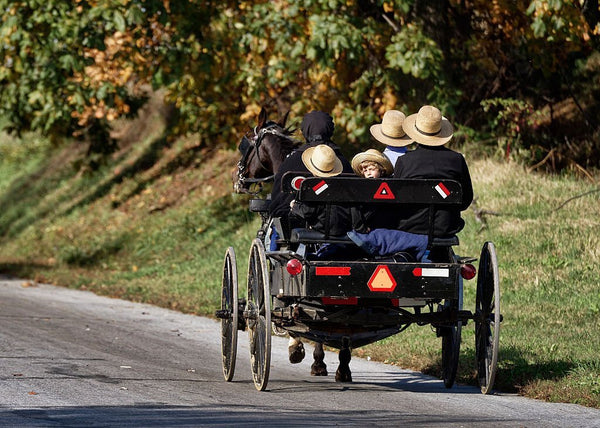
[268,111,352,218]
[394,105,473,237]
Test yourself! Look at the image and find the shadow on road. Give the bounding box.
[3,404,515,427]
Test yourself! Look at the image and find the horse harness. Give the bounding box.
[235,122,297,194]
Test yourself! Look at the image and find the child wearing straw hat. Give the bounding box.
[349,149,398,238]
[351,149,393,178]
[347,147,422,258]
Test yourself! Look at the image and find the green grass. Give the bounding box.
[1,130,599,408]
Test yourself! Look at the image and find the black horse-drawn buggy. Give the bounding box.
[216,113,501,393]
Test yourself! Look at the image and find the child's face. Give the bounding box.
[362,164,381,178]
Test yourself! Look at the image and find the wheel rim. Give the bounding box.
[476,241,500,394]
[247,239,271,391]
[221,247,238,382]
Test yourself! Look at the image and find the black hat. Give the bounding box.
[301,111,334,143]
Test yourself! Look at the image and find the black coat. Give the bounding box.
[350,204,398,233]
[268,141,352,218]
[290,201,352,237]
[393,144,473,237]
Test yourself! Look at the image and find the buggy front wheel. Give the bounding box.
[246,238,272,391]
[441,312,462,388]
[441,255,464,389]
[475,241,500,394]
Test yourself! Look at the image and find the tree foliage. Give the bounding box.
[1,0,599,169]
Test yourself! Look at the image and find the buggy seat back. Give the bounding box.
[281,173,463,249]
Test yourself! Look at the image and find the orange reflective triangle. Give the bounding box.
[373,182,395,200]
[367,265,397,292]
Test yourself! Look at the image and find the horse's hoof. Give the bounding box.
[288,341,305,364]
[335,369,352,383]
[311,362,328,376]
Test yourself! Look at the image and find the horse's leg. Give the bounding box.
[310,343,328,376]
[335,343,352,382]
[288,336,305,364]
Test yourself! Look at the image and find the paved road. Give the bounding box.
[1,275,599,427]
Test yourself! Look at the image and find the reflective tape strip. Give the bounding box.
[412,267,449,277]
[315,267,351,276]
[313,180,328,195]
[435,182,450,198]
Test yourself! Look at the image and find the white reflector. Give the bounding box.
[412,267,449,277]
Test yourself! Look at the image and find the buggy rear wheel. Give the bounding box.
[475,241,500,394]
[246,238,272,391]
[220,247,239,382]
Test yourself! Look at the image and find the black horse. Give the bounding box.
[233,107,298,194]
[233,107,342,380]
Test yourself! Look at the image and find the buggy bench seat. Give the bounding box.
[282,174,462,247]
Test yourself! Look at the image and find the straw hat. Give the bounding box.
[351,149,393,176]
[402,105,453,146]
[301,144,343,177]
[369,110,413,147]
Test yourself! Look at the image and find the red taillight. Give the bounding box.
[286,259,303,276]
[461,263,476,280]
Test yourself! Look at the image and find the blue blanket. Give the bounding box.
[347,229,428,260]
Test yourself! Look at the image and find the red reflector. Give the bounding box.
[322,297,358,305]
[315,267,351,276]
[286,259,303,276]
[291,176,305,190]
[461,264,476,280]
